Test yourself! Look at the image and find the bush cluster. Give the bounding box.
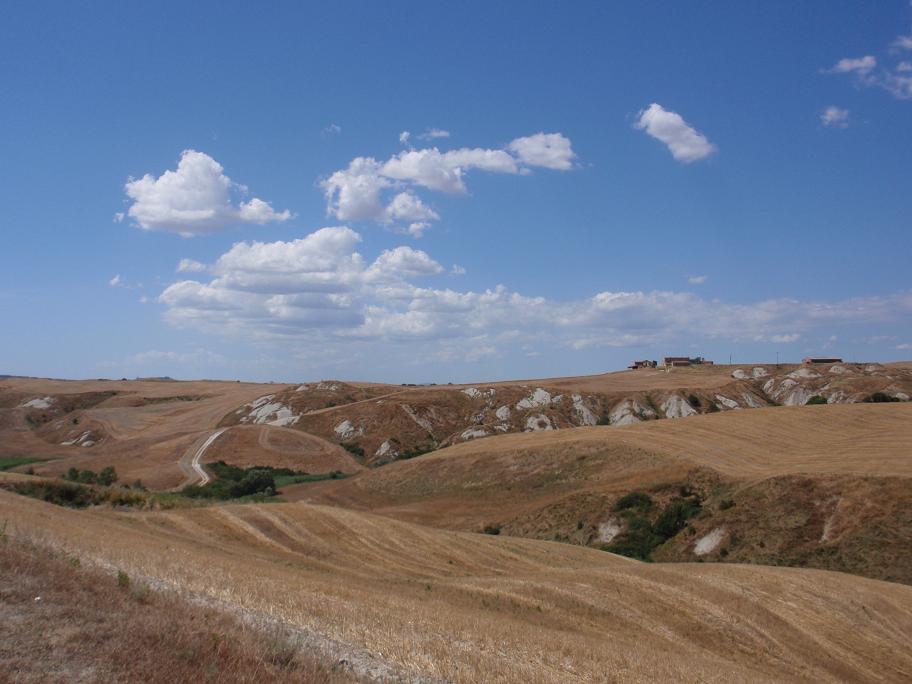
[603,491,702,561]
[866,392,902,403]
[63,466,117,486]
[181,461,345,500]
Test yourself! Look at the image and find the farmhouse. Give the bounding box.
[663,356,712,367]
[628,360,657,369]
[803,357,843,365]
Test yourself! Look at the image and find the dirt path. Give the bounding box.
[176,428,228,488]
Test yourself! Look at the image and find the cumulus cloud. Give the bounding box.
[109,274,122,287]
[635,104,716,163]
[687,275,707,285]
[158,226,912,359]
[507,132,576,170]
[321,132,576,227]
[383,191,439,223]
[406,222,431,238]
[820,106,850,128]
[121,150,293,236]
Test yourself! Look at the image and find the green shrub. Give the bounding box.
[653,499,702,539]
[97,466,117,486]
[687,394,701,408]
[602,516,662,561]
[806,395,827,405]
[613,491,653,512]
[866,392,900,403]
[342,443,365,458]
[483,524,501,535]
[117,569,130,589]
[596,414,611,425]
[719,498,735,510]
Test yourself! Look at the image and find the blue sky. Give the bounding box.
[2,1,911,382]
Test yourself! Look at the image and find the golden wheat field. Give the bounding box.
[3,488,912,683]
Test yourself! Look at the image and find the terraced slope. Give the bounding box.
[3,490,912,683]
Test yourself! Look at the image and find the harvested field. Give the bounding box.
[3,490,912,683]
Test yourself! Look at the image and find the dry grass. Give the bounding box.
[3,489,912,682]
[0,537,353,683]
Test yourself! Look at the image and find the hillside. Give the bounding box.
[219,362,912,465]
[288,403,912,584]
[2,364,909,481]
[0,378,365,488]
[3,488,912,683]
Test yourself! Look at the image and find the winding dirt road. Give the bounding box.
[177,428,228,488]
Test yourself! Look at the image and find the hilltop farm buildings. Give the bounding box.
[629,356,844,370]
[628,357,713,370]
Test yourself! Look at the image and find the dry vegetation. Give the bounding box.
[0,538,352,683]
[3,369,912,681]
[2,489,912,682]
[290,403,912,582]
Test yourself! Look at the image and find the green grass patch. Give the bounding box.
[273,471,346,488]
[0,457,48,472]
[182,461,348,500]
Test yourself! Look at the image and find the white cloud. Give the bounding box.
[177,258,207,273]
[406,222,431,238]
[381,147,519,192]
[418,128,450,140]
[507,132,576,170]
[321,132,576,225]
[365,246,443,281]
[882,70,912,99]
[820,106,850,128]
[892,35,912,51]
[123,150,293,236]
[383,191,439,223]
[109,274,122,287]
[827,50,912,100]
[897,343,912,350]
[687,275,707,285]
[829,55,877,74]
[322,123,342,136]
[451,264,466,275]
[321,157,391,222]
[635,104,716,163]
[158,226,912,359]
